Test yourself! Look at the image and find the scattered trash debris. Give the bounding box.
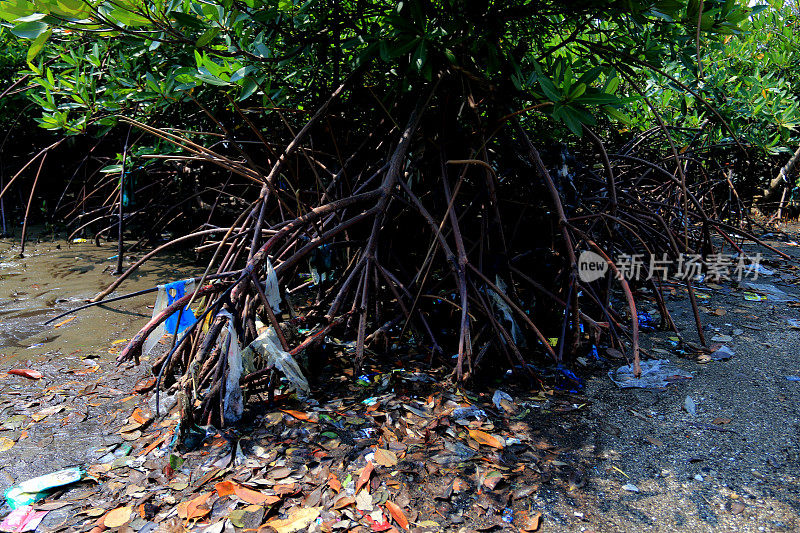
[622,483,639,492]
[740,282,795,302]
[637,312,655,331]
[263,258,282,313]
[786,376,800,382]
[787,318,800,329]
[143,278,198,354]
[452,406,487,421]
[219,311,245,426]
[4,467,84,509]
[684,396,697,417]
[0,506,48,532]
[242,325,310,397]
[710,345,735,361]
[489,276,526,347]
[609,359,692,389]
[492,390,513,410]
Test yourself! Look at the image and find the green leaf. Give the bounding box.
[14,12,46,22]
[11,20,48,39]
[26,28,51,63]
[196,27,220,47]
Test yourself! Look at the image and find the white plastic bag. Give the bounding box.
[218,311,244,425]
[264,258,281,313]
[488,275,525,347]
[242,325,310,396]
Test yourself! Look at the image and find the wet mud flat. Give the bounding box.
[0,230,799,532]
[0,237,194,503]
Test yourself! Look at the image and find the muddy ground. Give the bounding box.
[0,229,799,533]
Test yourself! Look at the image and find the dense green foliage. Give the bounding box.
[0,0,795,152]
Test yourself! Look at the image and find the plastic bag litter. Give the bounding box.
[787,318,800,330]
[216,311,245,426]
[684,395,697,417]
[263,258,281,313]
[637,312,655,331]
[309,244,334,285]
[143,278,198,355]
[0,506,48,532]
[710,345,735,361]
[452,406,486,421]
[4,467,84,509]
[739,281,795,302]
[746,264,774,276]
[608,359,692,389]
[492,390,513,409]
[241,326,310,397]
[488,276,526,347]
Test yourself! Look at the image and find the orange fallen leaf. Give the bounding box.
[214,481,279,505]
[133,377,157,394]
[356,462,374,493]
[385,501,410,530]
[374,448,398,467]
[280,409,313,422]
[468,429,503,449]
[8,369,43,380]
[265,506,320,533]
[215,480,236,497]
[52,316,76,328]
[521,510,543,531]
[131,408,149,425]
[0,437,14,452]
[177,491,213,520]
[139,431,168,456]
[333,495,355,509]
[328,473,342,493]
[103,506,133,528]
[114,394,138,404]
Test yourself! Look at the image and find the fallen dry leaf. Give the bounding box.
[482,471,504,490]
[265,506,320,533]
[177,491,213,520]
[356,462,374,493]
[215,481,280,505]
[0,436,14,452]
[52,316,76,328]
[131,408,149,425]
[103,506,133,528]
[521,510,543,531]
[384,501,410,530]
[133,377,157,394]
[333,495,355,510]
[280,409,313,421]
[327,473,342,493]
[31,405,64,422]
[374,448,398,467]
[468,429,503,449]
[8,369,43,380]
[712,418,732,425]
[644,435,663,446]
